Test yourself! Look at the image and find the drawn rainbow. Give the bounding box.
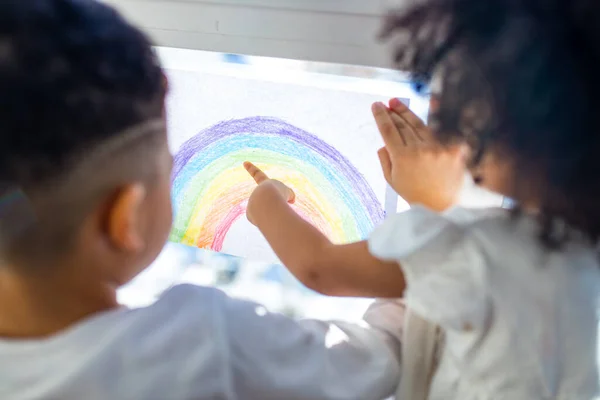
[170,117,384,252]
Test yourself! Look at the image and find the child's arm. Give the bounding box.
[244,99,466,299]
[244,164,406,298]
[221,289,404,400]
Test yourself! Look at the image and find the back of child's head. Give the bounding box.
[0,0,167,268]
[383,0,600,248]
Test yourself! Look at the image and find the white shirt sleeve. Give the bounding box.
[222,294,403,400]
[368,206,489,332]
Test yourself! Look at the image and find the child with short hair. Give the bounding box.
[244,0,600,399]
[0,1,407,399]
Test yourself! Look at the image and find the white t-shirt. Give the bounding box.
[0,285,405,400]
[369,206,600,400]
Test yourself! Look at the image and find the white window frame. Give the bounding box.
[103,0,402,67]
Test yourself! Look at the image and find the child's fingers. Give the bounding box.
[244,162,296,204]
[377,147,393,185]
[389,98,427,142]
[372,102,405,155]
[243,161,269,184]
[390,112,419,145]
[389,98,426,131]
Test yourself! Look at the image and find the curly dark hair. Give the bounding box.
[0,0,166,262]
[382,0,600,248]
[0,0,165,187]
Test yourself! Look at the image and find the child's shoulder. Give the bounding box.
[0,284,231,399]
[92,284,228,355]
[369,205,510,263]
[121,284,244,343]
[371,204,598,276]
[152,283,225,309]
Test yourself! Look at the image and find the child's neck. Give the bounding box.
[0,265,119,339]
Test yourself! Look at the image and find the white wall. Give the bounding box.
[103,0,401,68]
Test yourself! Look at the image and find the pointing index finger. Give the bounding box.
[372,102,404,154]
[243,161,269,184]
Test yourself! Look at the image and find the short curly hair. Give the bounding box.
[0,0,166,263]
[0,0,165,187]
[382,0,600,248]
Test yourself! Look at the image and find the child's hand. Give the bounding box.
[244,161,296,225]
[372,99,467,212]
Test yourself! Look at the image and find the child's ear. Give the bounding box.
[106,183,147,253]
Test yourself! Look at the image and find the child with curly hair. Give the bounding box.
[245,1,600,398]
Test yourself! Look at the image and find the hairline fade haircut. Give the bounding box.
[0,0,167,267]
[0,119,169,268]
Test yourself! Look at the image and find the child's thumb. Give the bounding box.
[275,180,295,204]
[378,147,393,184]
